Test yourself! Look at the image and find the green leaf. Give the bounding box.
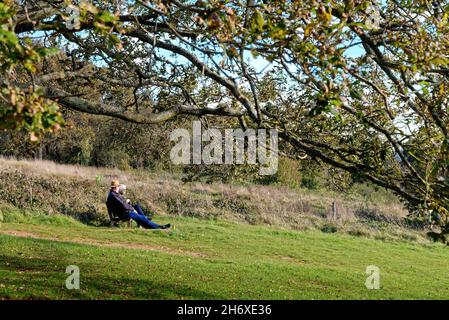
[98,11,117,23]
[349,88,363,100]
[2,30,18,46]
[254,10,264,30]
[36,47,60,57]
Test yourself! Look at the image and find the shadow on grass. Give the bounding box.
[0,253,222,300]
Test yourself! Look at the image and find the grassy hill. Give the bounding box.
[1,213,449,299]
[0,157,446,299]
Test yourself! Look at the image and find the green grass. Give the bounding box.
[0,211,448,300]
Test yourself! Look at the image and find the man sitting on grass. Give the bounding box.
[107,180,171,230]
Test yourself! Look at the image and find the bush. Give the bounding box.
[301,171,320,190]
[0,169,109,223]
[321,223,338,233]
[96,148,131,170]
[275,157,301,189]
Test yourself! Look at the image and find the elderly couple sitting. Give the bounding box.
[107,180,171,229]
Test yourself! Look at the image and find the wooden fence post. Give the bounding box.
[332,201,338,220]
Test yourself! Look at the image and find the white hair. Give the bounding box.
[118,184,127,195]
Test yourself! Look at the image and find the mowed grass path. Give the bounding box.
[1,214,449,299]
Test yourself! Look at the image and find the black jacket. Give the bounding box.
[106,190,134,219]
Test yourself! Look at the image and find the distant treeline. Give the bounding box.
[0,109,364,191]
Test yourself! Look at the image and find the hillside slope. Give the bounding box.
[0,157,427,242]
[0,158,446,299]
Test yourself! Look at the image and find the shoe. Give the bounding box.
[160,224,171,229]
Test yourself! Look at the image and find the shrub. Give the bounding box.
[275,157,301,189]
[96,148,131,170]
[301,171,320,190]
[321,223,338,233]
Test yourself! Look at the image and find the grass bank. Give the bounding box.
[0,212,447,299]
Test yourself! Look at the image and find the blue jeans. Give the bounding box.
[129,204,162,229]
[133,204,153,218]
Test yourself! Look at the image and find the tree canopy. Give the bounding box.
[1,0,448,236]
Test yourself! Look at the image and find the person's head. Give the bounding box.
[118,184,127,195]
[110,180,120,192]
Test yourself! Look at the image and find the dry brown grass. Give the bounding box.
[0,156,125,180]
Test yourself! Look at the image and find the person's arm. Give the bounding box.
[112,192,135,212]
